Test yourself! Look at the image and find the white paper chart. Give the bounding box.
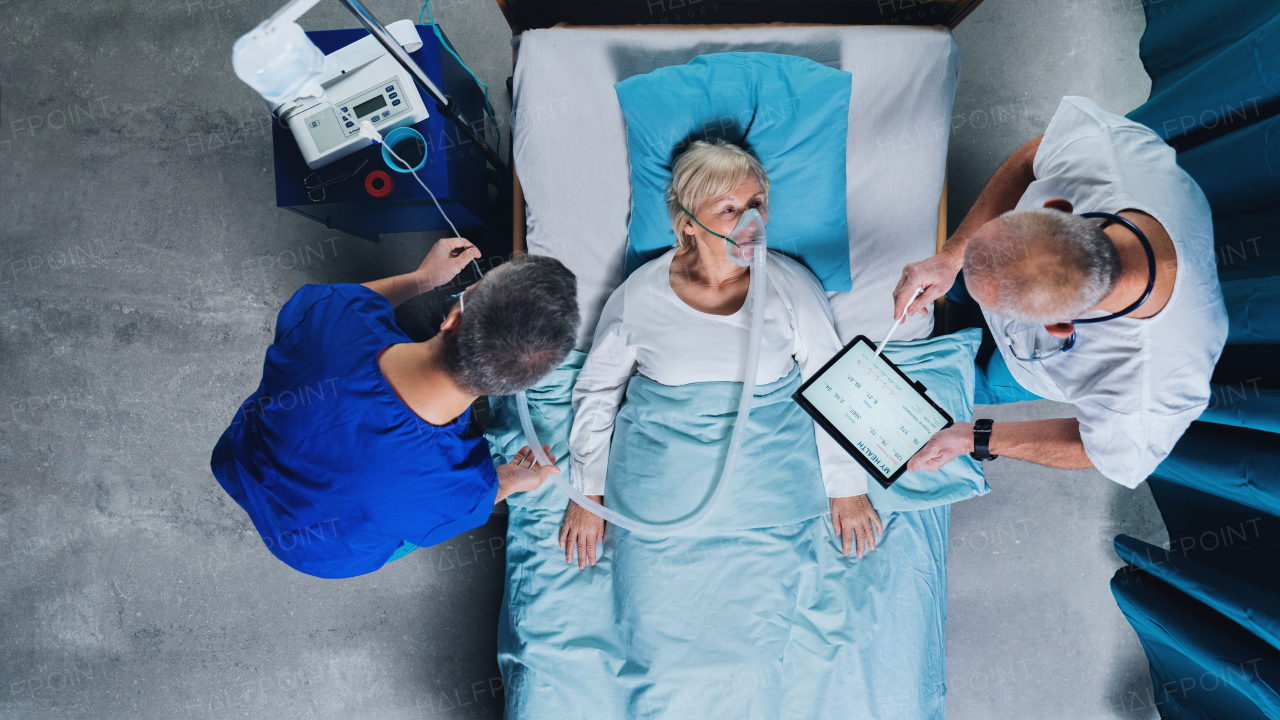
[800,341,949,477]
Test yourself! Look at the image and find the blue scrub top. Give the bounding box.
[210,284,498,579]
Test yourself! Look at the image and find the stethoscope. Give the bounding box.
[1006,211,1156,361]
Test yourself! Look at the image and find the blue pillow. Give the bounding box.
[866,328,989,512]
[614,52,853,291]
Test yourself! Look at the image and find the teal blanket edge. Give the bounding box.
[486,328,987,514]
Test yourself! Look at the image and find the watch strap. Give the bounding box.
[970,418,998,461]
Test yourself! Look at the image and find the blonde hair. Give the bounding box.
[666,139,770,252]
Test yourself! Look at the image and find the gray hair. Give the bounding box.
[442,254,579,395]
[667,139,770,252]
[964,209,1121,324]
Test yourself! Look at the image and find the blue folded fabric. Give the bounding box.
[1200,386,1280,434]
[1222,276,1280,344]
[1177,114,1280,215]
[1111,564,1280,718]
[1131,12,1280,141]
[1137,0,1280,95]
[866,328,989,512]
[1115,534,1280,653]
[614,52,853,291]
[1153,422,1280,519]
[1213,208,1280,283]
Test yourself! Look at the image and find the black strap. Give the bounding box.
[970,418,998,461]
[463,396,490,440]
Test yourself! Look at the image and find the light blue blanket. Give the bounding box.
[488,331,983,719]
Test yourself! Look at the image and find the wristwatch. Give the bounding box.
[970,419,998,461]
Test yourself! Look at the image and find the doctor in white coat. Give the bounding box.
[891,96,1227,488]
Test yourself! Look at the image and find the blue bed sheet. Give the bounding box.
[488,336,978,719]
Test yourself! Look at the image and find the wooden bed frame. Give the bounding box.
[501,0,980,289]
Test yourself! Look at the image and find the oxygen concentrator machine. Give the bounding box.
[270,20,431,169]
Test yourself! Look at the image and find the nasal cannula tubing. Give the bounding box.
[352,93,767,536]
[874,286,925,359]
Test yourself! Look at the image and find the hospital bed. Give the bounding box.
[491,8,973,719]
[508,21,959,347]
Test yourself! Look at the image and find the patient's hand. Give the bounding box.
[559,496,606,569]
[830,495,883,558]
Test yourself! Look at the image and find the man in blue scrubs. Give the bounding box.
[210,238,579,578]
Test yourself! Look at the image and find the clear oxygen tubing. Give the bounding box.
[517,209,770,536]
[353,117,484,284]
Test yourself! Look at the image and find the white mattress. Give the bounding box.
[512,25,959,349]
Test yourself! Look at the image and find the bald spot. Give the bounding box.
[964,217,1094,321]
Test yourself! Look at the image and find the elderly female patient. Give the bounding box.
[558,139,881,567]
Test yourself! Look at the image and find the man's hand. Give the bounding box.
[416,237,482,290]
[892,135,1045,322]
[495,445,558,504]
[892,250,962,322]
[362,237,482,308]
[831,495,883,558]
[908,422,974,472]
[559,496,606,569]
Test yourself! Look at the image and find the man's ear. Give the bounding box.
[439,305,462,334]
[1044,322,1075,339]
[1043,197,1074,214]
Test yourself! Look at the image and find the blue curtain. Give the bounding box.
[1129,11,1280,145]
[1114,3,1280,717]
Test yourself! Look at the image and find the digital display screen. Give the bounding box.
[799,339,949,479]
[353,94,388,118]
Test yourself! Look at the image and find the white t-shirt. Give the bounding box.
[570,249,868,498]
[983,96,1228,488]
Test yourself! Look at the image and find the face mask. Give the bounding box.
[725,207,766,267]
[678,205,767,267]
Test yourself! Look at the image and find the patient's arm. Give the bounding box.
[569,290,637,497]
[783,259,870,498]
[892,135,1043,320]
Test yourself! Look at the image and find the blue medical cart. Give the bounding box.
[272,25,489,242]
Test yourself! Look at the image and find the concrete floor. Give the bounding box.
[0,0,1167,718]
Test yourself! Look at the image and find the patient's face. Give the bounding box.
[686,176,768,243]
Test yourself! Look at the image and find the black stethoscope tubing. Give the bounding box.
[1072,212,1157,324]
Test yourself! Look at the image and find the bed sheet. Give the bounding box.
[512,25,960,348]
[489,350,953,719]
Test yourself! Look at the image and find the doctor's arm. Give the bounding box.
[362,237,482,308]
[908,417,1092,472]
[892,135,1044,321]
